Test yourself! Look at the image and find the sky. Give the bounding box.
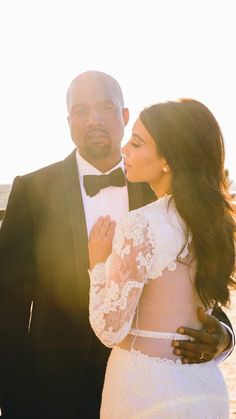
[0,0,236,187]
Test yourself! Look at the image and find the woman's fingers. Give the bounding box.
[100,216,112,237]
[106,221,116,241]
[89,216,104,238]
[89,216,115,240]
[88,216,116,269]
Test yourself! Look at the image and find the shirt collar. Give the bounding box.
[76,149,125,176]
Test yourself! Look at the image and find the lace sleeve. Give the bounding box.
[88,211,155,347]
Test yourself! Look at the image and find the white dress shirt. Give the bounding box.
[76,150,129,236]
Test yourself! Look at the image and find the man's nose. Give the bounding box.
[86,109,103,127]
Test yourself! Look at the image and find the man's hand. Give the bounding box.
[172,307,231,364]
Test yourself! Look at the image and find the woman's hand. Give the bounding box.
[88,216,116,269]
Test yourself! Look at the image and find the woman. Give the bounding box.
[88,99,235,418]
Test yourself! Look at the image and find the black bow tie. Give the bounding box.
[83,168,126,197]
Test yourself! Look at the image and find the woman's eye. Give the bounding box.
[131,142,140,148]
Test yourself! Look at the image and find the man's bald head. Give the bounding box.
[66,71,124,112]
[66,70,129,172]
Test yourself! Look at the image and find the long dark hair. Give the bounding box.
[140,99,235,308]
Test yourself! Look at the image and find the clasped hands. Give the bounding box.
[88,216,231,363]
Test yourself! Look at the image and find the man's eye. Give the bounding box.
[98,104,114,112]
[131,142,140,148]
[73,108,88,116]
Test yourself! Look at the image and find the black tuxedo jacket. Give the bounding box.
[0,150,156,419]
[0,150,233,419]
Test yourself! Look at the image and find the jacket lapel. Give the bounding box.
[63,150,90,311]
[127,181,146,210]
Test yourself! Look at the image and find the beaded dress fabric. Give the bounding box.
[89,195,229,418]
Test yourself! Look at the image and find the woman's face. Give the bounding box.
[122,117,171,196]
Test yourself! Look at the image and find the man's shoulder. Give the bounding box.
[11,150,78,199]
[22,150,76,181]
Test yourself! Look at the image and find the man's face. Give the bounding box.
[67,74,129,165]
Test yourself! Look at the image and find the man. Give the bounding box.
[0,71,234,418]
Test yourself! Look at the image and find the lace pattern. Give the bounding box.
[101,346,229,418]
[89,196,192,348]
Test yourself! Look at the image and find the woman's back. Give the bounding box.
[118,196,208,360]
[89,195,210,362]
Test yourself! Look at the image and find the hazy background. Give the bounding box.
[0,0,236,186]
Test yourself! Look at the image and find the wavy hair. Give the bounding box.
[140,99,235,308]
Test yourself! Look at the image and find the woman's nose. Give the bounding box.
[122,143,129,156]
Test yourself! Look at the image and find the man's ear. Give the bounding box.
[122,108,129,126]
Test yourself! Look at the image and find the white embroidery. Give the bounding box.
[89,195,192,348]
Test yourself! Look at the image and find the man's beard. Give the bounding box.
[83,129,112,159]
[84,143,111,159]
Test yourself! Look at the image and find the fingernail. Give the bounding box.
[178,328,184,334]
[173,341,179,347]
[183,358,188,364]
[175,349,181,355]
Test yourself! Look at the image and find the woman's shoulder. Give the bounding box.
[130,195,191,252]
[130,194,177,221]
[117,195,183,239]
[114,195,192,278]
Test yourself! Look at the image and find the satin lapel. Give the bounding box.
[127,181,145,210]
[63,150,89,311]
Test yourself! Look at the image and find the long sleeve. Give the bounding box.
[212,306,235,362]
[89,211,155,347]
[0,176,35,415]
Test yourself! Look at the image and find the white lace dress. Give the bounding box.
[89,195,229,419]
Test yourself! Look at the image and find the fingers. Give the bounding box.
[106,221,116,241]
[197,307,221,333]
[173,347,213,364]
[172,307,227,364]
[176,326,219,345]
[89,216,115,239]
[103,217,116,238]
[173,340,212,354]
[182,352,212,364]
[173,339,216,357]
[88,216,116,269]
[89,216,104,239]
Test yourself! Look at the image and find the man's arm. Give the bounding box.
[0,177,35,416]
[172,307,234,364]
